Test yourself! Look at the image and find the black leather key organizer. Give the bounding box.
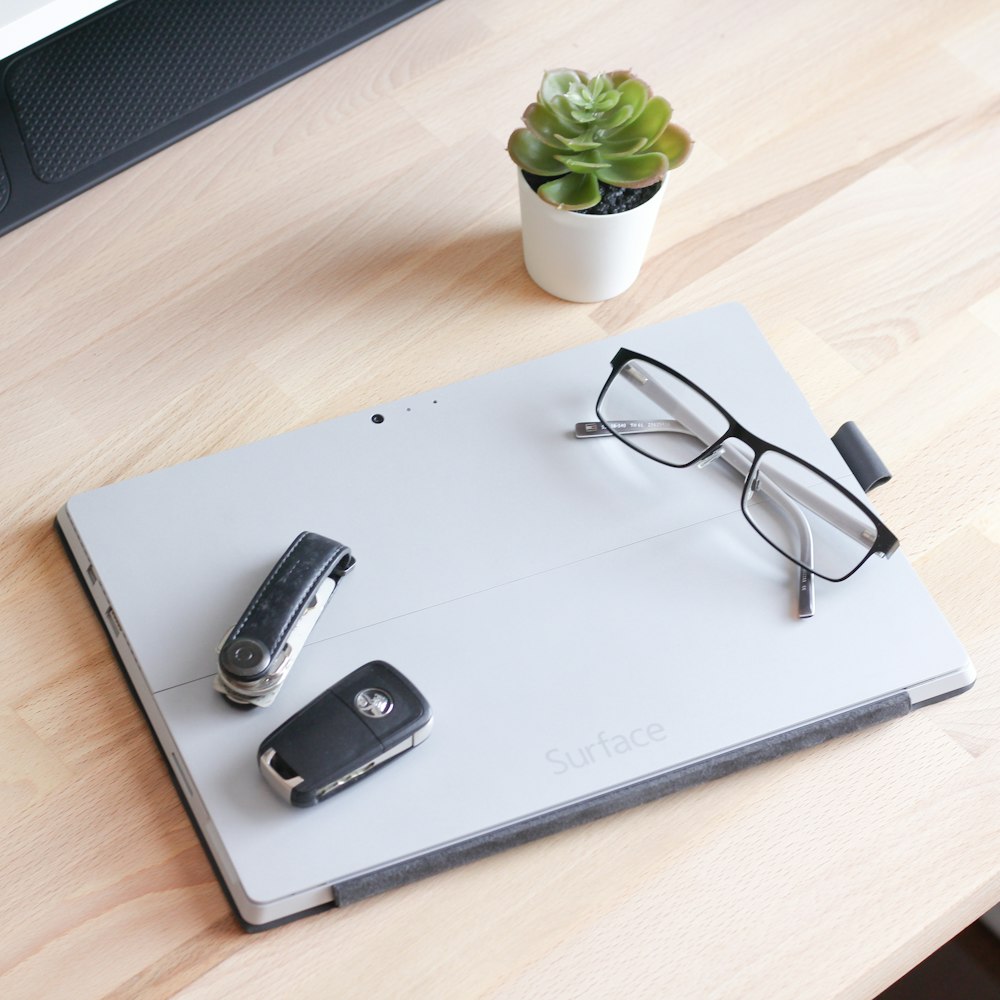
[258,661,433,807]
[215,532,355,708]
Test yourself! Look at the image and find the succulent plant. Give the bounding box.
[508,69,692,211]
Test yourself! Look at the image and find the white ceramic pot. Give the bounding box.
[517,170,666,303]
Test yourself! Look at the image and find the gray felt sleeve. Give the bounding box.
[332,691,911,906]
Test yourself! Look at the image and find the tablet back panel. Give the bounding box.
[58,304,972,927]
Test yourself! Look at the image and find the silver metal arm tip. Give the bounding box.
[797,567,815,619]
[575,421,609,437]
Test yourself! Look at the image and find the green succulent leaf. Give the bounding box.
[588,73,612,97]
[606,69,639,88]
[554,132,602,151]
[554,150,613,171]
[537,171,602,210]
[546,94,579,125]
[600,136,648,158]
[540,68,586,105]
[523,102,578,147]
[510,69,692,193]
[608,96,672,147]
[602,103,637,130]
[609,78,650,124]
[508,128,568,176]
[648,123,694,168]
[595,151,669,188]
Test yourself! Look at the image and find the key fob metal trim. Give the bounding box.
[257,660,433,807]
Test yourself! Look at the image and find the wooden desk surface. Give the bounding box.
[3,1,999,996]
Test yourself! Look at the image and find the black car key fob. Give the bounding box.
[257,660,433,807]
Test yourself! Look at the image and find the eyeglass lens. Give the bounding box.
[599,359,880,580]
[743,451,878,580]
[597,361,729,466]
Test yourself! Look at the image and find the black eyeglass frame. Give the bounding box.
[595,347,900,583]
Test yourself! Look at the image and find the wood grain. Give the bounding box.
[2,1,999,997]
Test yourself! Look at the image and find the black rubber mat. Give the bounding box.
[0,0,441,236]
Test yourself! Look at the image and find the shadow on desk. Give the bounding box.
[878,919,1000,999]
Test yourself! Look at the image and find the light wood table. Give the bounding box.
[3,1,999,996]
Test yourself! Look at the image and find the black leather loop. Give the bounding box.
[219,532,354,683]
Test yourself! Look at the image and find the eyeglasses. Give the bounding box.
[577,348,899,618]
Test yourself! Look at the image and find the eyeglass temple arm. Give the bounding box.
[578,417,816,617]
[580,415,873,545]
[623,365,873,532]
[705,439,816,618]
[618,367,817,619]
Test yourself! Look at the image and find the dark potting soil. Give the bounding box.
[522,170,662,215]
